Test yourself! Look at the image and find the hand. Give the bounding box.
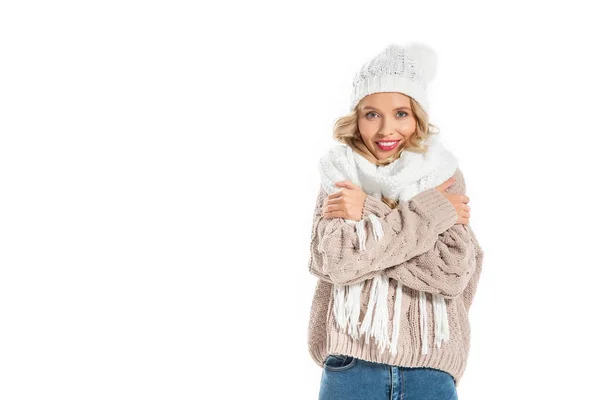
[434,177,471,225]
[321,181,367,222]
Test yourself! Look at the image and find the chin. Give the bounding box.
[374,147,403,161]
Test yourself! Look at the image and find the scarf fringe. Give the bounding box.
[346,283,363,340]
[390,281,403,356]
[355,219,367,251]
[419,290,428,354]
[332,214,450,356]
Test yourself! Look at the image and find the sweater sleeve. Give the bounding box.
[308,170,462,286]
[308,168,481,299]
[311,223,481,300]
[378,222,482,298]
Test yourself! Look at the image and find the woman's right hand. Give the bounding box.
[435,177,471,225]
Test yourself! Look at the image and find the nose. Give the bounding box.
[379,115,397,137]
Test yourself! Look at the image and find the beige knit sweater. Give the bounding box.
[307,167,484,386]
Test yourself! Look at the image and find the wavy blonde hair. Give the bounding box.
[332,95,440,209]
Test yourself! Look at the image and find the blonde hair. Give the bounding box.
[332,94,440,209]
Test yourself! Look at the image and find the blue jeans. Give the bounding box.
[319,354,458,400]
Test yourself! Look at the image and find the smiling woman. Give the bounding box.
[332,89,439,181]
[307,42,483,400]
[332,89,439,211]
[358,95,417,156]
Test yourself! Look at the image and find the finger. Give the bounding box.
[322,203,343,213]
[328,190,345,200]
[335,181,358,191]
[324,210,347,219]
[331,196,354,207]
[449,193,463,203]
[334,180,353,188]
[438,177,456,191]
[326,197,344,205]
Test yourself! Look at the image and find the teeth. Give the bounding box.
[378,141,398,146]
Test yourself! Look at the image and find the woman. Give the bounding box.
[307,42,484,399]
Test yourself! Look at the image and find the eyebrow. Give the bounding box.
[361,106,411,111]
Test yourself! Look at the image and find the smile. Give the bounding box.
[375,140,400,151]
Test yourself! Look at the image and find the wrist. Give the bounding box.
[361,194,391,219]
[411,189,458,233]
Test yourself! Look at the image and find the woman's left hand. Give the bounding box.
[321,181,368,222]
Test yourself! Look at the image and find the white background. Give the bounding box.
[1,1,599,399]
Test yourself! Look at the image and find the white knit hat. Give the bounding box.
[350,42,438,113]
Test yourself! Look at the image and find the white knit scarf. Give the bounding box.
[318,133,459,356]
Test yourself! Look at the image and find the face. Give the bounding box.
[357,92,417,161]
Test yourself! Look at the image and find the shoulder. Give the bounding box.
[452,167,465,183]
[448,167,467,195]
[319,144,348,164]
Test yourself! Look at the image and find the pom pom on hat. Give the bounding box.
[405,41,438,83]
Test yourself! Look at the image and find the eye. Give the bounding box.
[365,111,377,119]
[397,111,408,117]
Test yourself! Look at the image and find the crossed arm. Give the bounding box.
[308,168,482,299]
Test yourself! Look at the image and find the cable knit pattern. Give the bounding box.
[307,167,484,386]
[315,187,458,285]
